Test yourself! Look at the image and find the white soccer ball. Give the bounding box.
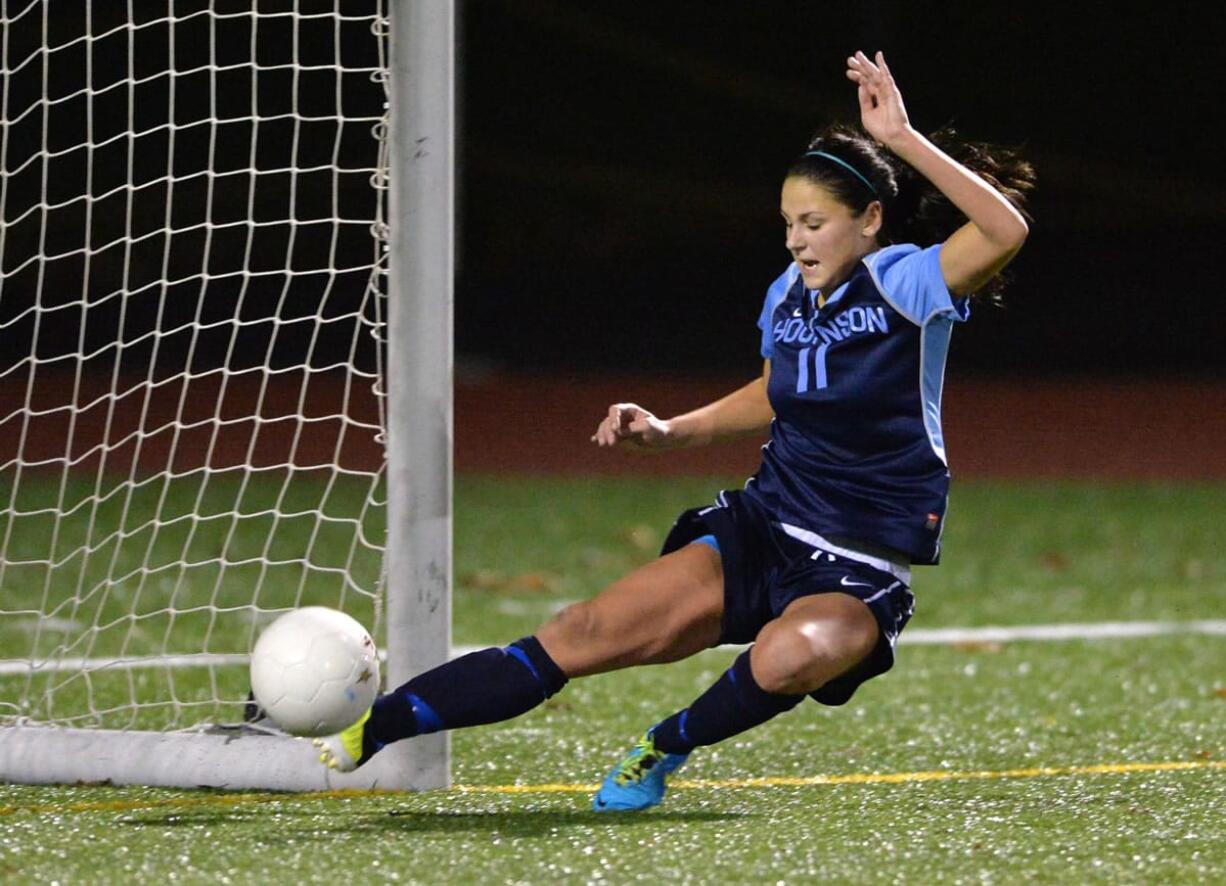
[249,606,380,737]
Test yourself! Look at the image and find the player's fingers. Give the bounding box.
[855,50,880,81]
[877,56,898,94]
[623,404,653,433]
[601,414,623,445]
[858,82,875,112]
[614,403,640,430]
[590,408,610,444]
[596,404,625,442]
[620,422,649,443]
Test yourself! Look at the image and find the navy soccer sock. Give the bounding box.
[365,636,567,749]
[649,649,803,755]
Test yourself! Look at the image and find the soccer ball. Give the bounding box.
[249,606,380,737]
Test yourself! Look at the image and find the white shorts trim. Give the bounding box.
[778,523,913,584]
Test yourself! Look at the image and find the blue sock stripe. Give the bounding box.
[677,710,690,746]
[406,692,444,735]
[504,644,542,686]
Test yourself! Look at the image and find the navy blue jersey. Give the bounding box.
[745,243,969,564]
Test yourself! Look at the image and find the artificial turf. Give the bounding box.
[2,476,1224,883]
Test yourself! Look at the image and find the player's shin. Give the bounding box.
[649,649,802,754]
[367,635,568,746]
[317,635,569,771]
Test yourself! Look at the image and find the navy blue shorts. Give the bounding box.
[661,489,915,706]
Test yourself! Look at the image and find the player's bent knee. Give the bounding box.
[751,609,879,695]
[751,622,818,694]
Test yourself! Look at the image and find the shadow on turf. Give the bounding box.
[373,809,745,834]
[117,808,745,834]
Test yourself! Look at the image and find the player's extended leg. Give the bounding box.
[315,542,723,771]
[593,592,878,810]
[536,539,724,676]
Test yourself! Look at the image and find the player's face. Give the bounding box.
[780,176,881,295]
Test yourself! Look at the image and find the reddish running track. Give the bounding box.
[3,372,1223,480]
[456,375,1226,480]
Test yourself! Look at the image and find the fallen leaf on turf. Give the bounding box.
[1038,551,1069,573]
[459,570,562,593]
[508,572,561,592]
[953,641,1004,653]
[621,524,660,552]
[460,569,507,591]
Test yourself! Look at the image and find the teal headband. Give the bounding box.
[803,150,878,197]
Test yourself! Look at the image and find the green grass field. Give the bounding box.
[2,476,1225,883]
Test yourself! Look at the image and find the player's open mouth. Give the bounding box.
[800,260,819,270]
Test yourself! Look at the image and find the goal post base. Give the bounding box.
[0,724,447,793]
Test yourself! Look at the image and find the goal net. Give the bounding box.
[0,0,444,790]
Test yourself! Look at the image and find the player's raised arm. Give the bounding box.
[846,50,1030,296]
[591,361,773,451]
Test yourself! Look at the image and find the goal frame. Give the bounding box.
[0,1,454,792]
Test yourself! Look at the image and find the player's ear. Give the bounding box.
[860,200,884,238]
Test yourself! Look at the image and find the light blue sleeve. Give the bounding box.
[863,243,970,326]
[757,265,799,359]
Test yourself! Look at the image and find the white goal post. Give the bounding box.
[0,1,453,791]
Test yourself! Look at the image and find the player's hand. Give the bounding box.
[845,50,912,148]
[591,403,673,450]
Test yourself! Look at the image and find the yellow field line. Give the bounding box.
[454,759,1226,794]
[1,760,1221,816]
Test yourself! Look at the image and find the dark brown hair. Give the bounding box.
[787,123,1035,302]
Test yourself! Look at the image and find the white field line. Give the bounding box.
[1,619,1224,676]
[0,653,251,675]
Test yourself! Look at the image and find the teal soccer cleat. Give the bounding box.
[592,731,689,812]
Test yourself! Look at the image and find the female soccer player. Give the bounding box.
[316,51,1034,811]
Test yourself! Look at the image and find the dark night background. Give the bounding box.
[457,1,1225,379]
[1,1,1223,382]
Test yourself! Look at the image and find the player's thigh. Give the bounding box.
[749,592,880,695]
[537,542,724,678]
